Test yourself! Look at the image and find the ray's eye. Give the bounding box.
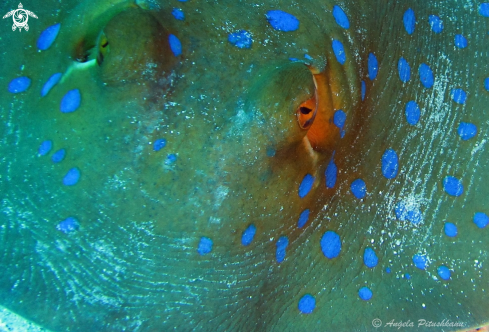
[296,95,317,130]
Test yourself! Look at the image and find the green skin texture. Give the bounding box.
[0,0,488,331]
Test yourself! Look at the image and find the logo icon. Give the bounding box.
[3,3,37,31]
[372,318,382,328]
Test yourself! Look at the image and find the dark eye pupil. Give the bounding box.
[300,106,312,115]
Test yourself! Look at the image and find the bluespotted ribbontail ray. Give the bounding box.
[0,0,488,331]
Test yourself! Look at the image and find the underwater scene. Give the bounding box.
[0,0,489,331]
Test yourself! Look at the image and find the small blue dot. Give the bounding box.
[169,34,182,56]
[228,30,253,49]
[444,222,458,237]
[403,8,416,35]
[297,209,310,228]
[197,236,213,255]
[429,15,443,33]
[350,179,366,199]
[51,148,66,163]
[457,122,477,140]
[298,174,314,198]
[368,53,378,80]
[166,154,177,164]
[454,34,468,48]
[63,167,81,186]
[325,158,337,189]
[320,230,341,259]
[37,23,61,51]
[480,3,489,17]
[266,147,276,157]
[405,100,421,125]
[405,273,411,280]
[443,176,463,197]
[386,267,391,273]
[8,76,31,93]
[395,201,423,224]
[406,208,423,224]
[437,265,451,280]
[419,63,434,88]
[412,254,427,270]
[60,89,81,113]
[41,73,62,97]
[241,224,256,246]
[333,110,346,129]
[38,140,53,156]
[56,217,80,234]
[363,247,378,268]
[484,78,489,91]
[473,212,489,229]
[304,54,313,60]
[153,138,167,151]
[332,5,349,29]
[276,236,289,263]
[266,10,300,32]
[332,40,346,65]
[358,287,372,301]
[289,57,299,62]
[298,294,316,314]
[451,89,467,104]
[171,8,185,20]
[361,81,366,101]
[381,148,399,179]
[398,57,411,83]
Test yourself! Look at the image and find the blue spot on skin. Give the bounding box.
[166,154,177,164]
[386,267,391,273]
[298,294,316,314]
[363,248,378,268]
[368,53,378,80]
[320,230,341,259]
[454,34,468,48]
[451,88,467,104]
[398,57,411,83]
[63,167,81,186]
[485,78,489,91]
[197,236,213,255]
[473,212,489,229]
[289,58,299,62]
[276,236,289,263]
[153,138,167,151]
[171,8,184,20]
[437,266,451,280]
[381,148,399,179]
[403,8,416,35]
[443,176,463,197]
[241,224,256,246]
[332,5,349,29]
[350,179,366,199]
[169,34,182,56]
[37,23,61,51]
[56,217,80,234]
[38,140,52,156]
[333,110,346,129]
[8,77,31,93]
[297,209,310,228]
[332,40,346,65]
[406,209,422,224]
[419,63,434,88]
[51,149,66,163]
[304,54,313,60]
[325,158,337,189]
[444,222,458,237]
[358,287,372,301]
[405,100,421,125]
[298,174,314,198]
[413,254,427,270]
[457,122,477,140]
[60,89,81,113]
[405,273,411,280]
[41,73,62,97]
[266,147,276,157]
[480,3,489,17]
[429,15,443,33]
[266,10,299,32]
[228,30,253,49]
[395,201,423,224]
[361,81,366,101]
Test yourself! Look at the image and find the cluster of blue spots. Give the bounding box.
[405,100,421,125]
[381,148,399,179]
[454,34,468,49]
[358,287,372,301]
[325,157,337,189]
[473,212,489,229]
[395,201,423,224]
[298,174,314,198]
[298,294,316,314]
[363,248,378,268]
[361,81,366,101]
[266,10,299,32]
[52,148,66,163]
[8,76,31,93]
[481,3,489,17]
[451,88,467,104]
[171,8,185,20]
[443,176,463,197]
[56,217,80,234]
[437,266,451,280]
[332,40,346,65]
[444,222,458,237]
[197,236,213,255]
[38,140,53,156]
[429,15,443,33]
[403,8,415,35]
[63,167,81,186]
[419,63,434,88]
[398,57,411,83]
[60,89,81,113]
[457,122,477,140]
[241,224,256,246]
[41,73,62,97]
[320,230,341,259]
[412,254,427,270]
[276,236,289,263]
[37,23,61,51]
[332,5,349,29]
[153,138,167,151]
[386,267,391,273]
[368,53,378,80]
[350,179,366,199]
[166,153,177,164]
[297,209,310,228]
[228,30,253,49]
[169,34,182,56]
[485,78,489,91]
